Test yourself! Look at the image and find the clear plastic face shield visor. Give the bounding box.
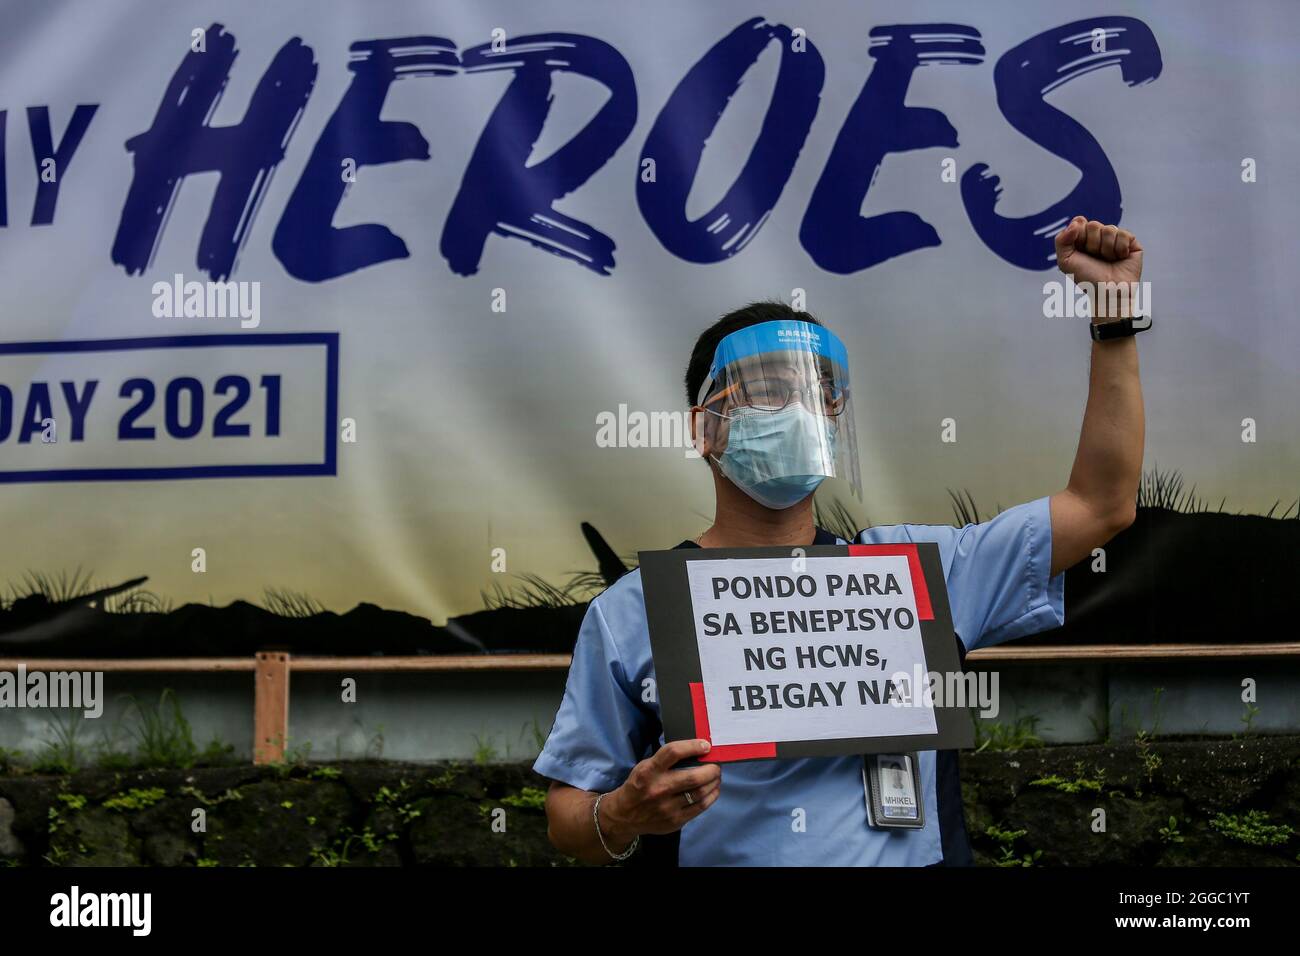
[693,320,861,510]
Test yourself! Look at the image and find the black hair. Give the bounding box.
[684,300,822,406]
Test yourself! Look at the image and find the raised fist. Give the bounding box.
[1054,216,1144,321]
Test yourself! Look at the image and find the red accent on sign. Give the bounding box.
[689,681,777,762]
[847,543,933,620]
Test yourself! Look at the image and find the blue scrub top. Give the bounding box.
[533,495,1065,866]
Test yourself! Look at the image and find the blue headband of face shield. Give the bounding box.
[695,320,851,407]
[695,320,859,510]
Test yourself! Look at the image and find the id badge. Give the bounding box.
[862,753,924,829]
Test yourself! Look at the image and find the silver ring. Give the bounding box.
[683,790,695,806]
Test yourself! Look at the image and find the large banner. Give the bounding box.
[0,1,1295,650]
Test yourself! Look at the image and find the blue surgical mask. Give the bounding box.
[713,404,837,510]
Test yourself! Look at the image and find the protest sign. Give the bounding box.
[640,543,974,762]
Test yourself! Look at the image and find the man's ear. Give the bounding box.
[689,406,710,459]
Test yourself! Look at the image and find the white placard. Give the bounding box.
[685,555,938,747]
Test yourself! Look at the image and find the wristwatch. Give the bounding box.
[1089,313,1153,342]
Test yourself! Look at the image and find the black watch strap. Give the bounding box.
[1089,313,1153,341]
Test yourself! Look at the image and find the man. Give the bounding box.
[535,217,1145,866]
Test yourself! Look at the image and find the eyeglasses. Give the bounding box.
[703,378,848,417]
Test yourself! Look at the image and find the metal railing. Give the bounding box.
[3,643,1297,764]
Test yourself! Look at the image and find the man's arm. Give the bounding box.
[1048,217,1146,577]
[544,739,721,865]
[545,782,638,866]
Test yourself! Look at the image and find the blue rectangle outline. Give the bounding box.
[0,333,339,483]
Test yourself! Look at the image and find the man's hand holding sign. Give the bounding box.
[588,740,720,859]
[537,219,1146,865]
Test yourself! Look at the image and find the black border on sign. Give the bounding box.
[639,543,975,764]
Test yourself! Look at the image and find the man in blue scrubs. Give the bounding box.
[535,217,1147,865]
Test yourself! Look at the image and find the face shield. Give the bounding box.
[694,320,861,510]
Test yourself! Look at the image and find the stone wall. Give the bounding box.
[1,735,1296,866]
[963,735,1299,866]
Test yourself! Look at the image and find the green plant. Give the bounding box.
[501,786,548,810]
[1114,701,1132,736]
[56,793,87,812]
[311,825,394,866]
[120,689,198,768]
[426,767,458,790]
[471,734,499,766]
[93,746,136,771]
[361,827,396,852]
[309,765,342,780]
[1237,702,1261,737]
[984,823,1041,867]
[1158,816,1184,844]
[42,844,70,865]
[365,726,385,761]
[34,709,86,773]
[178,785,242,805]
[103,787,167,812]
[1086,713,1113,745]
[1209,811,1293,847]
[372,781,411,806]
[1028,773,1103,794]
[1118,686,1166,739]
[311,844,348,867]
[0,746,24,774]
[1135,729,1162,783]
[527,718,548,753]
[367,783,422,823]
[90,718,136,770]
[996,846,1043,867]
[984,823,1025,844]
[266,737,314,775]
[973,713,1044,752]
[198,737,236,767]
[284,739,314,766]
